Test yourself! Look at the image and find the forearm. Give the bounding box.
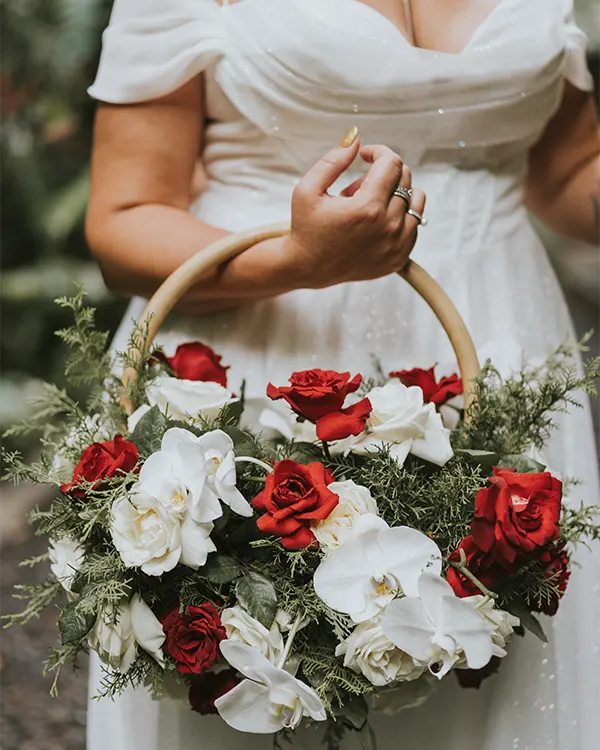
[527,155,600,245]
[87,204,299,313]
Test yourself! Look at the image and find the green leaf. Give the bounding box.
[455,448,499,471]
[222,426,261,457]
[201,554,241,584]
[357,720,378,750]
[235,571,278,629]
[219,399,244,427]
[333,695,368,730]
[497,455,546,474]
[130,405,167,457]
[58,601,96,644]
[287,441,323,463]
[504,597,548,642]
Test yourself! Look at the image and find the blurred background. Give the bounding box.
[0,1,598,748]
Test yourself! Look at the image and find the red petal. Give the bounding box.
[315,398,372,442]
[281,527,318,550]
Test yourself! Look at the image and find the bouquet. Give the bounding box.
[4,290,600,750]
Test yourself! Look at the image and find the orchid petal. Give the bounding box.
[215,679,283,733]
[129,594,165,667]
[179,518,216,569]
[381,596,436,662]
[378,527,442,598]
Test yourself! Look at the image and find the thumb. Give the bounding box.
[299,127,360,197]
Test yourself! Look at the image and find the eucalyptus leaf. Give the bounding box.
[201,554,241,584]
[222,426,261,458]
[220,399,244,427]
[235,571,278,629]
[58,602,96,644]
[357,720,378,750]
[130,405,167,457]
[455,448,499,471]
[334,695,368,730]
[497,455,546,474]
[504,597,548,642]
[287,441,323,463]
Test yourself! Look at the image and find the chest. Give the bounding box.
[354,0,504,54]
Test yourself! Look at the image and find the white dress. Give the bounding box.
[87,1,600,748]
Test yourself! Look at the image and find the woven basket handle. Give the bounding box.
[121,222,480,416]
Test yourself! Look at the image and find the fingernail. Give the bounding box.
[339,125,358,148]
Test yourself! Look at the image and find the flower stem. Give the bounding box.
[277,613,304,670]
[234,456,274,474]
[447,549,498,600]
[321,441,331,460]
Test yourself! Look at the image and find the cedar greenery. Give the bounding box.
[2,293,599,750]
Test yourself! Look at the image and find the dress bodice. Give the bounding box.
[90,0,592,180]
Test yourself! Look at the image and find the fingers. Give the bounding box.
[404,188,426,232]
[339,174,367,198]
[355,144,404,203]
[298,130,361,198]
[387,164,412,216]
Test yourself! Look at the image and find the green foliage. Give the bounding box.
[235,571,279,629]
[455,337,600,456]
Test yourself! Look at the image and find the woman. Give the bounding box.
[85,0,599,748]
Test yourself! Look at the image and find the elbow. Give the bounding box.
[85,209,134,297]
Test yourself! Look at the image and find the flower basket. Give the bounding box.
[4,225,599,749]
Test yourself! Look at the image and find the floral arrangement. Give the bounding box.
[4,294,600,749]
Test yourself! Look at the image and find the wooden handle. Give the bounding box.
[121,222,480,417]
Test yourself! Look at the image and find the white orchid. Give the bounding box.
[313,515,441,622]
[336,615,425,686]
[48,537,85,592]
[88,594,165,673]
[110,492,215,575]
[382,573,496,679]
[351,382,452,467]
[146,374,236,422]
[183,429,253,518]
[463,596,520,658]
[312,480,378,554]
[215,641,326,733]
[221,606,285,665]
[257,405,318,443]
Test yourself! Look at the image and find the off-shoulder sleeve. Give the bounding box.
[561,0,594,92]
[88,0,225,103]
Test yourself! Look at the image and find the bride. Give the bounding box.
[84,0,599,748]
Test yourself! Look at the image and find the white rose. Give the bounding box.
[146,374,237,422]
[351,382,453,467]
[257,406,318,443]
[110,492,216,575]
[48,537,85,592]
[88,594,165,673]
[336,616,425,686]
[221,606,285,664]
[312,480,378,554]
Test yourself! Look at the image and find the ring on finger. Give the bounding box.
[392,185,412,205]
[407,207,427,227]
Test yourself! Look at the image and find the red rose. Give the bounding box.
[471,468,562,565]
[165,342,229,386]
[530,542,570,616]
[389,366,462,406]
[189,669,240,715]
[161,603,226,675]
[447,536,514,598]
[267,369,372,442]
[252,459,339,550]
[61,435,138,496]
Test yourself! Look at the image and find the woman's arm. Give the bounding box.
[524,82,599,245]
[85,78,301,313]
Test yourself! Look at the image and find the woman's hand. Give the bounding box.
[285,130,426,289]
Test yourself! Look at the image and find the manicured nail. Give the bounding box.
[339,125,358,148]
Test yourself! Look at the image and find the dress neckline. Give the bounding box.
[325,0,517,57]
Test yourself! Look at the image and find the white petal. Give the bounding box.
[215,452,253,517]
[127,404,151,433]
[215,679,284,734]
[436,594,495,670]
[389,441,412,466]
[220,640,274,680]
[258,407,296,441]
[381,597,435,662]
[180,518,216,569]
[196,429,234,456]
[130,594,166,668]
[378,528,442,598]
[410,408,453,466]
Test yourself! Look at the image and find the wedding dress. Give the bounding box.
[86,1,599,748]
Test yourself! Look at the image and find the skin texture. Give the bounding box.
[86,0,600,314]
